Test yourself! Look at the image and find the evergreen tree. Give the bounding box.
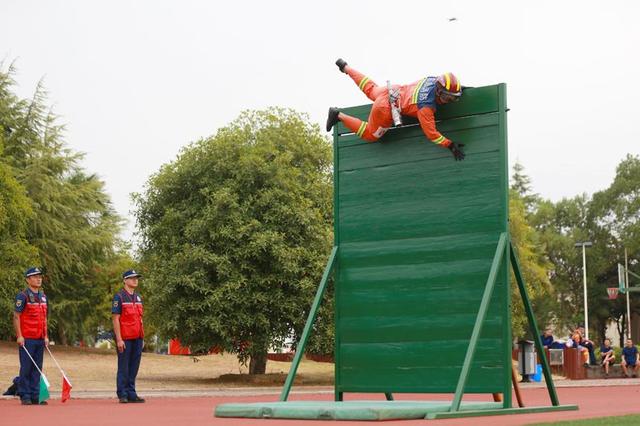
[0,63,123,343]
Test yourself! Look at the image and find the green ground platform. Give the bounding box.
[214,401,578,421]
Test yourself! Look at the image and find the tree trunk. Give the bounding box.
[249,352,267,375]
[58,323,68,346]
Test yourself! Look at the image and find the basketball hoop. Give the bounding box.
[607,287,619,300]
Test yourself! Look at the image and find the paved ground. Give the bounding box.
[2,382,640,426]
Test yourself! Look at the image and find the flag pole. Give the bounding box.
[46,346,72,385]
[22,346,45,377]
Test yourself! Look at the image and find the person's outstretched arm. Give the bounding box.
[416,107,464,160]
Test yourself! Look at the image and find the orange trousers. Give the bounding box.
[339,67,398,142]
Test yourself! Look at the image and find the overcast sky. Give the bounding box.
[2,0,639,243]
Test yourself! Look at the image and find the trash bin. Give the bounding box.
[518,340,536,382]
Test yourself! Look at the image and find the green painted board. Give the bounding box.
[333,84,510,395]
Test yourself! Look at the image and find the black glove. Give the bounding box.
[448,142,465,161]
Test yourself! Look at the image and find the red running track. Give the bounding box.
[1,386,640,426]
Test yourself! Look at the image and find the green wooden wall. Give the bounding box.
[333,84,510,395]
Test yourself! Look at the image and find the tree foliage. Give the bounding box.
[0,63,123,343]
[134,108,333,373]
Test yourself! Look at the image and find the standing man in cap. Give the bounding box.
[112,269,145,403]
[13,267,49,405]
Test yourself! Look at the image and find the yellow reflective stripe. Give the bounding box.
[356,122,367,137]
[358,77,370,90]
[432,135,446,144]
[411,78,426,104]
[445,73,451,91]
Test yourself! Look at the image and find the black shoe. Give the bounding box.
[119,397,129,404]
[335,58,348,73]
[326,107,340,132]
[35,400,47,405]
[3,383,17,396]
[129,396,145,403]
[21,399,32,405]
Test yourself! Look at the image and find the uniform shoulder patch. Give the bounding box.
[113,300,119,307]
[16,300,22,307]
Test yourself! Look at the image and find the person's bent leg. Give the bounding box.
[337,113,379,142]
[127,338,143,400]
[622,360,628,376]
[587,344,596,365]
[343,65,386,101]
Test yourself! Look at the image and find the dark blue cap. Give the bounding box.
[122,269,142,279]
[24,267,43,277]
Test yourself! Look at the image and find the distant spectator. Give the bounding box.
[540,328,564,350]
[567,329,589,367]
[600,338,615,377]
[621,339,639,378]
[541,329,554,348]
[577,326,597,365]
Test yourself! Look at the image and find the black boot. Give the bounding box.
[335,58,348,73]
[326,107,340,132]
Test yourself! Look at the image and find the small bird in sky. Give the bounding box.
[448,17,457,22]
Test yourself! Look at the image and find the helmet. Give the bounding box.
[435,73,462,102]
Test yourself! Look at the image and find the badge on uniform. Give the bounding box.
[16,300,22,307]
[113,301,119,307]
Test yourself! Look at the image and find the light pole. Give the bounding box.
[575,241,593,340]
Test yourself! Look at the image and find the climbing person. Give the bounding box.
[326,58,465,161]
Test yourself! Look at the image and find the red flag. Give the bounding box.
[61,374,72,403]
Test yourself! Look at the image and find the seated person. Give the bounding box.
[621,339,639,378]
[540,328,565,349]
[541,328,554,348]
[577,326,597,365]
[600,339,615,377]
[567,329,589,367]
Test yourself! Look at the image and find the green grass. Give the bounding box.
[530,414,640,425]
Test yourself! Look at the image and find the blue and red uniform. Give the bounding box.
[15,288,48,403]
[112,288,144,401]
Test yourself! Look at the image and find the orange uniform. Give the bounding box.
[339,66,452,148]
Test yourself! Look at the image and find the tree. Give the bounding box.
[0,157,39,337]
[0,63,123,344]
[509,190,553,338]
[531,195,591,333]
[134,108,333,373]
[589,155,640,344]
[511,161,540,215]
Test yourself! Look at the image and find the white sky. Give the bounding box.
[2,0,639,243]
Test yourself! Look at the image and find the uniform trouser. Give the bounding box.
[116,338,143,399]
[18,339,44,402]
[338,65,395,142]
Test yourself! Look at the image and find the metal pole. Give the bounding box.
[626,248,632,338]
[582,244,589,341]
